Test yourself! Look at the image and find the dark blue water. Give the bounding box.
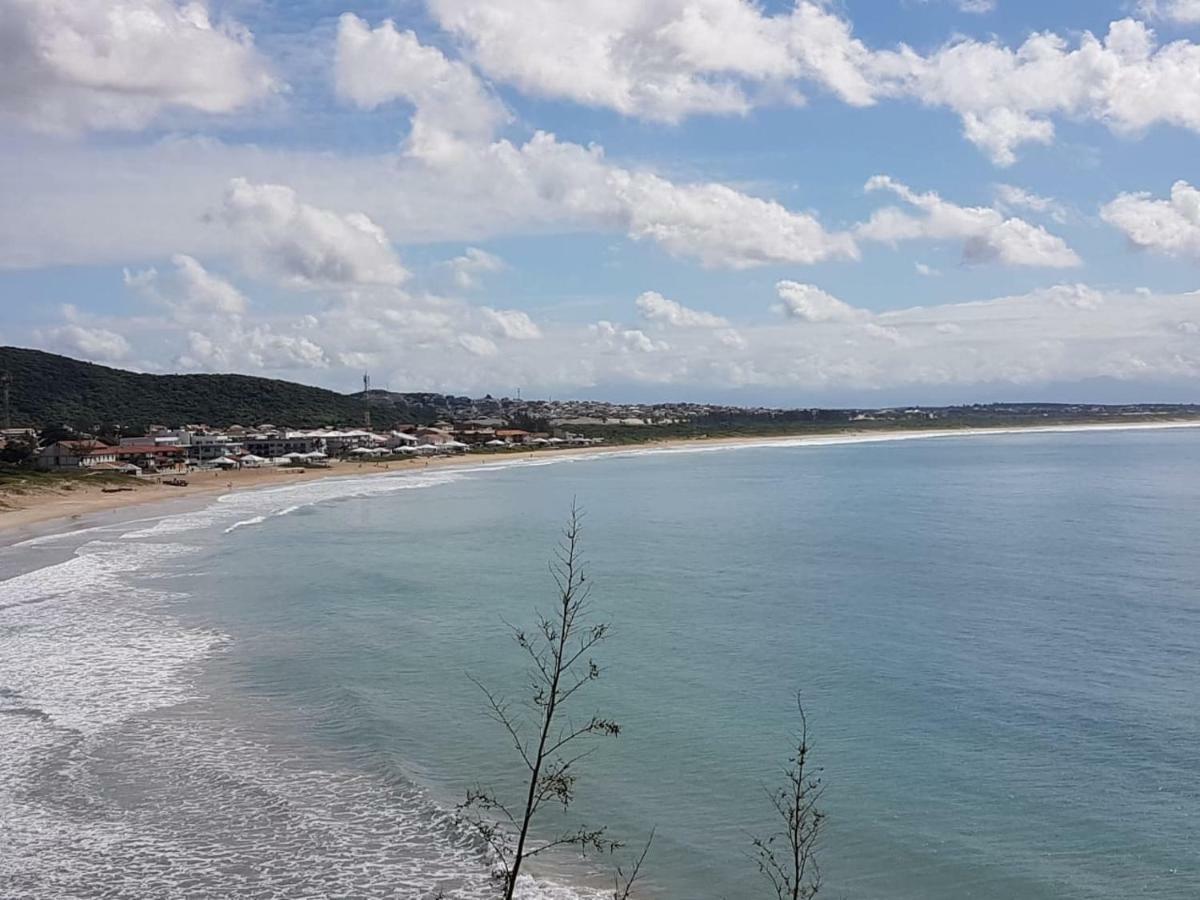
[3,429,1199,898]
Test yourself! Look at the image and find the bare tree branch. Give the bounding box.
[752,693,825,900]
[458,502,650,899]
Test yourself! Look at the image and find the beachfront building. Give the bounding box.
[242,432,326,459]
[414,427,454,446]
[494,429,532,445]
[156,430,245,464]
[112,444,188,474]
[36,440,119,470]
[384,431,420,449]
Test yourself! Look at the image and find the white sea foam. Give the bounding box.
[0,471,602,900]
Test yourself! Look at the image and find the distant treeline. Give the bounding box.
[3,346,1198,437]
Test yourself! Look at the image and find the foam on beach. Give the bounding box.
[0,469,605,899]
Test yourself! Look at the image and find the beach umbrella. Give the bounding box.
[348,447,374,455]
[485,439,506,446]
[547,437,565,444]
[306,451,328,459]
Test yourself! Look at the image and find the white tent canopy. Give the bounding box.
[485,439,507,446]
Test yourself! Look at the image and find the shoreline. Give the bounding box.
[4,419,1200,545]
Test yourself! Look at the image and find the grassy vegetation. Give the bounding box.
[0,466,147,496]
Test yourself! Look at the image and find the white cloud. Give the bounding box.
[775,281,868,323]
[33,267,1200,396]
[1101,180,1200,260]
[326,25,858,271]
[220,178,410,288]
[445,248,506,291]
[591,321,669,353]
[858,176,1081,268]
[124,254,328,370]
[39,306,132,363]
[1138,1,1200,25]
[423,2,1200,165]
[458,333,499,357]
[915,262,941,276]
[426,0,878,123]
[887,19,1200,165]
[994,184,1068,223]
[334,13,509,159]
[480,307,542,340]
[955,0,997,12]
[636,291,730,328]
[0,0,277,134]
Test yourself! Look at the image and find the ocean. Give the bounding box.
[2,427,1198,899]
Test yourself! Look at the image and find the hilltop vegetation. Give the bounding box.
[0,347,371,430]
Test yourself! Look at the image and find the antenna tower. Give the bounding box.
[1,371,11,430]
[363,373,372,431]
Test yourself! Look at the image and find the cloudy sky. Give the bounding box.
[3,0,1200,405]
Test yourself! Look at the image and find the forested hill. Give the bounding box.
[0,347,370,429]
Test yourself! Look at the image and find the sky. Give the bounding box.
[2,0,1200,406]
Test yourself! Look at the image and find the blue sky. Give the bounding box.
[2,0,1199,403]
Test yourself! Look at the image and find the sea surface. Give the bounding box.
[2,427,1199,899]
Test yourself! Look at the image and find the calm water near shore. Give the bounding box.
[2,428,1199,898]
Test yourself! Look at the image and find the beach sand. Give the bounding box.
[4,421,1199,545]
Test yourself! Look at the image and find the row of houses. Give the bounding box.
[34,425,602,474]
[37,440,189,475]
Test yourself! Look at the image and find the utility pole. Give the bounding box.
[1,371,11,430]
[363,373,372,431]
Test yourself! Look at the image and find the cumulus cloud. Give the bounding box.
[995,184,1068,222]
[886,18,1200,165]
[480,307,542,340]
[426,0,878,123]
[39,306,132,363]
[591,321,669,353]
[125,254,328,370]
[1138,1,1200,25]
[775,281,868,323]
[636,291,730,328]
[444,248,506,290]
[220,178,410,288]
[33,266,1200,396]
[334,13,509,158]
[423,2,1200,165]
[1101,180,1200,260]
[857,176,1080,267]
[955,0,997,12]
[0,0,276,134]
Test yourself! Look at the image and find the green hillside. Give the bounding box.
[0,347,371,429]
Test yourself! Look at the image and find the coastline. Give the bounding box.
[4,419,1200,545]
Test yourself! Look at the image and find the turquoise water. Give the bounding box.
[2,428,1199,898]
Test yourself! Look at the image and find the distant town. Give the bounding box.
[4,394,1200,480]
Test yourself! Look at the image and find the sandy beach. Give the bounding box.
[4,420,1200,545]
